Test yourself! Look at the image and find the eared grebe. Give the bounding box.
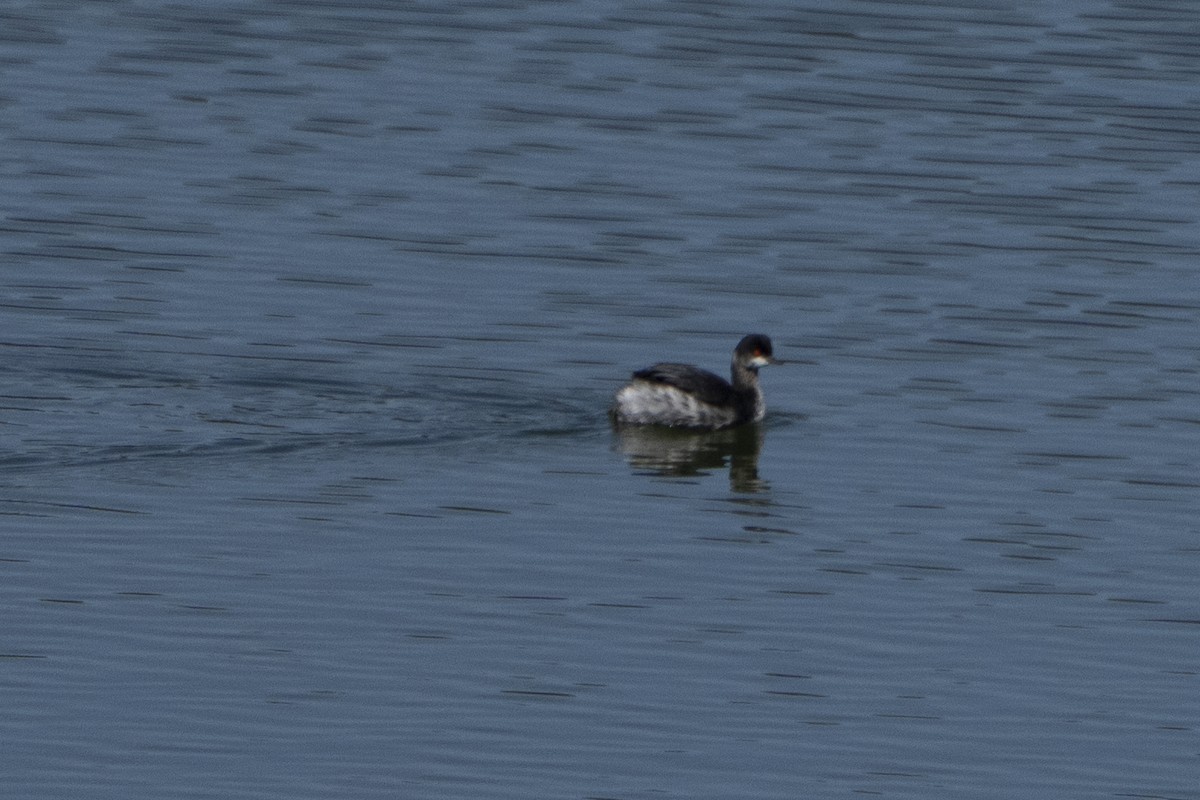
[610,334,776,429]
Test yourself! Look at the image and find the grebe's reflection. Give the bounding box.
[611,422,767,493]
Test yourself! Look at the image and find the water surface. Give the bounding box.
[3,1,1200,798]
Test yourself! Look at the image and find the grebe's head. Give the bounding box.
[735,334,775,369]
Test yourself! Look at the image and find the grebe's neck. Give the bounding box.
[730,359,765,422]
[731,360,761,391]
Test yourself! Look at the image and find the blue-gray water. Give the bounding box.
[3,2,1200,798]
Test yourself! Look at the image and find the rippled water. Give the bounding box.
[3,1,1200,798]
